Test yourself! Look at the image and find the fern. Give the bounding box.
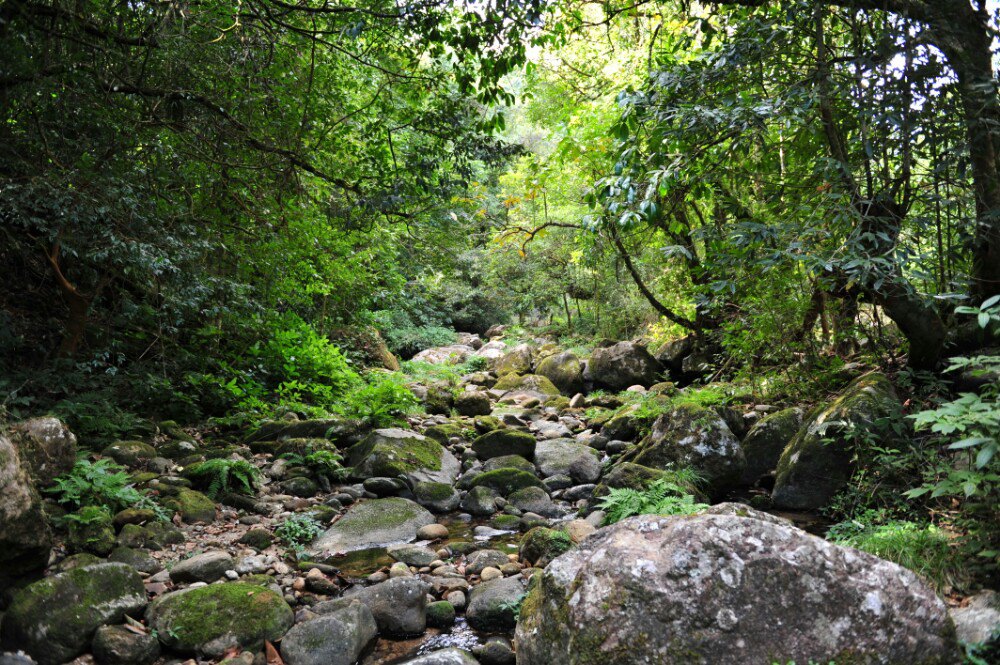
[598,476,709,525]
[46,456,168,519]
[186,458,262,498]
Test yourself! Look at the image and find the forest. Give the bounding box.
[0,0,998,663]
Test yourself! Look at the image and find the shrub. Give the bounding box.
[46,457,166,518]
[275,514,323,552]
[336,371,419,427]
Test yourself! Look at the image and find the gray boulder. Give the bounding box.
[515,513,958,664]
[467,576,528,632]
[349,577,430,636]
[508,486,560,517]
[950,590,1000,647]
[455,391,492,417]
[2,563,147,665]
[621,404,745,497]
[534,438,601,483]
[280,601,377,665]
[169,550,234,583]
[471,429,536,461]
[412,480,461,513]
[740,407,803,484]
[412,344,476,365]
[310,497,435,556]
[0,433,52,581]
[534,352,585,395]
[6,417,77,485]
[773,373,902,510]
[584,342,662,391]
[493,343,533,376]
[92,625,160,665]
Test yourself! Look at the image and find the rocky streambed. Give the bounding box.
[1,336,997,664]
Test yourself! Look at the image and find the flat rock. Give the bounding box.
[310,497,435,556]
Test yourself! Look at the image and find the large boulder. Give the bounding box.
[471,429,536,461]
[309,497,434,556]
[349,577,430,636]
[6,417,77,485]
[0,433,52,581]
[534,439,601,483]
[740,407,803,485]
[773,373,902,510]
[493,374,561,400]
[347,428,459,485]
[515,513,959,664]
[412,344,475,365]
[620,404,745,497]
[584,342,662,391]
[145,582,293,657]
[467,576,528,633]
[534,352,585,395]
[280,601,377,665]
[2,563,147,665]
[493,343,534,376]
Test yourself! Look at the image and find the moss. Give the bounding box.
[238,528,274,550]
[161,487,215,524]
[494,373,560,396]
[469,468,543,496]
[423,423,465,445]
[471,429,536,460]
[491,514,522,530]
[414,481,454,501]
[482,454,535,473]
[147,582,293,656]
[474,416,502,433]
[347,430,444,477]
[426,600,456,628]
[519,527,572,566]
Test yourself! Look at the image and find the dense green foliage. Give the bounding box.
[597,475,709,525]
[45,457,165,518]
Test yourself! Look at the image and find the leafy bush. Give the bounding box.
[46,457,166,518]
[282,447,349,482]
[184,458,262,498]
[275,514,323,552]
[597,474,708,525]
[336,371,419,427]
[828,520,966,593]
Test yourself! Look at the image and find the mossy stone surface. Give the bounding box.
[468,468,543,496]
[2,563,147,665]
[145,582,293,657]
[534,351,585,395]
[309,497,435,556]
[102,440,157,467]
[520,526,572,567]
[493,373,560,397]
[482,454,536,473]
[413,481,461,513]
[347,428,459,484]
[66,506,115,556]
[161,487,216,523]
[423,423,465,445]
[773,373,902,510]
[426,600,457,628]
[0,433,53,580]
[740,407,803,485]
[471,429,537,461]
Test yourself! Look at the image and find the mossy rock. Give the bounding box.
[426,600,457,628]
[309,497,435,556]
[520,526,573,567]
[161,487,216,524]
[113,508,160,529]
[412,481,461,513]
[238,528,275,550]
[102,440,157,467]
[740,407,804,485]
[2,563,147,665]
[145,582,293,657]
[493,373,560,397]
[621,403,745,498]
[535,351,585,395]
[66,506,115,556]
[474,416,502,434]
[471,429,536,461]
[482,454,535,473]
[51,552,101,573]
[773,373,903,510]
[493,343,533,376]
[423,423,466,445]
[468,468,543,496]
[245,417,364,446]
[490,514,522,530]
[347,428,459,485]
[156,438,199,460]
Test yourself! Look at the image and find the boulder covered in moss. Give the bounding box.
[66,506,116,556]
[467,576,528,633]
[347,428,459,485]
[309,497,435,557]
[6,417,77,485]
[467,468,543,496]
[101,440,157,467]
[773,373,902,510]
[0,432,53,582]
[740,407,803,485]
[493,373,560,399]
[493,343,534,376]
[160,486,216,523]
[146,582,292,656]
[520,526,572,567]
[535,351,585,395]
[471,429,536,461]
[584,341,663,391]
[621,404,745,497]
[515,513,959,665]
[2,563,147,665]
[423,422,466,445]
[482,454,536,473]
[413,480,461,513]
[455,391,492,417]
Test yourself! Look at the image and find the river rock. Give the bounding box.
[534,438,601,483]
[773,373,902,510]
[471,429,536,461]
[145,582,293,657]
[584,341,662,391]
[515,513,958,664]
[347,428,459,485]
[101,440,157,467]
[740,407,803,484]
[2,563,147,665]
[279,601,377,665]
[349,577,430,636]
[467,576,528,632]
[310,497,434,556]
[412,345,476,365]
[413,480,461,513]
[493,343,534,376]
[455,391,492,417]
[92,625,160,665]
[534,351,585,395]
[6,416,77,485]
[169,550,234,583]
